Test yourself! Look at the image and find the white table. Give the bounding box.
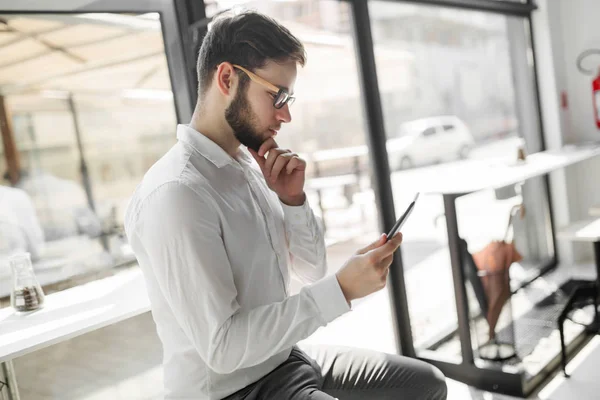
[395,143,600,366]
[399,143,600,195]
[557,218,600,284]
[0,267,149,400]
[556,218,600,374]
[558,218,600,242]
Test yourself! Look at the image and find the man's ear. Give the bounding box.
[215,62,236,97]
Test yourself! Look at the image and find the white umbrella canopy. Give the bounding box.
[0,13,172,108]
[0,11,416,109]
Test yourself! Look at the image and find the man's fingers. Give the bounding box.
[258,138,278,157]
[264,148,290,176]
[369,232,402,260]
[251,143,304,183]
[248,149,266,171]
[270,155,290,182]
[380,254,394,270]
[285,155,305,174]
[270,153,303,182]
[380,264,391,283]
[358,234,387,255]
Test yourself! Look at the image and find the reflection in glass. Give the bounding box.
[0,12,176,300]
[207,0,401,354]
[369,0,552,368]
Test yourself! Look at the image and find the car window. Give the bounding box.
[422,126,437,137]
[442,124,455,131]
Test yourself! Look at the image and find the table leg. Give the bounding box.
[0,361,20,400]
[594,241,600,288]
[443,194,474,364]
[587,241,600,332]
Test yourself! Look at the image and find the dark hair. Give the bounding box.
[196,10,306,96]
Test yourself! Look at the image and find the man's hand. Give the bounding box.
[335,232,403,304]
[249,138,306,206]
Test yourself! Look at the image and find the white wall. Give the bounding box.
[552,1,600,143]
[533,0,600,263]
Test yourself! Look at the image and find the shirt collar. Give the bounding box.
[237,146,254,165]
[176,124,241,169]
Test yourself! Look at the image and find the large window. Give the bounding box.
[206,0,402,354]
[369,0,554,365]
[202,1,553,360]
[0,2,554,373]
[0,13,177,300]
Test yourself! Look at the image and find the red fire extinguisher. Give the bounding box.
[594,68,600,129]
[577,49,600,129]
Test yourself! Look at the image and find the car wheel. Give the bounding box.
[399,156,414,170]
[458,145,471,160]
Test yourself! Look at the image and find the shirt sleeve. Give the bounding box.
[137,182,349,375]
[280,197,328,284]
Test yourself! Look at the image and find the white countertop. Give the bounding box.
[398,144,600,195]
[558,218,600,242]
[0,266,149,363]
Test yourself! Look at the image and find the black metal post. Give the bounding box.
[442,194,474,364]
[349,0,414,358]
[528,8,559,270]
[1,360,20,400]
[313,161,327,234]
[67,93,109,250]
[594,241,600,287]
[173,0,207,106]
[67,93,96,213]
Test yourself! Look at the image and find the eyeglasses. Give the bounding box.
[232,64,295,109]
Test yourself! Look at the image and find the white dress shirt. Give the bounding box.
[124,125,350,400]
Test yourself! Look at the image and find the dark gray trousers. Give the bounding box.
[223,345,448,400]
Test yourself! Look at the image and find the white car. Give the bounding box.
[387,116,475,170]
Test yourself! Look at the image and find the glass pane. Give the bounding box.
[0,13,177,301]
[369,0,553,367]
[207,1,400,354]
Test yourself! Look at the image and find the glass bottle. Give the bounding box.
[10,252,45,312]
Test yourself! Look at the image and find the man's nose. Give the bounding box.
[276,104,292,124]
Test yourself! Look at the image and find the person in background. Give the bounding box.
[0,185,45,272]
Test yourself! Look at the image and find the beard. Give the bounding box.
[225,85,265,152]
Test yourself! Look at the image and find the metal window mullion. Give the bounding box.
[363,0,536,18]
[349,0,415,358]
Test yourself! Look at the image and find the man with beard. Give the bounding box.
[124,10,447,400]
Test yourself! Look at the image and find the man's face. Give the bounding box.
[224,60,296,152]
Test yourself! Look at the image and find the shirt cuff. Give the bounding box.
[280,196,312,227]
[307,274,351,324]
